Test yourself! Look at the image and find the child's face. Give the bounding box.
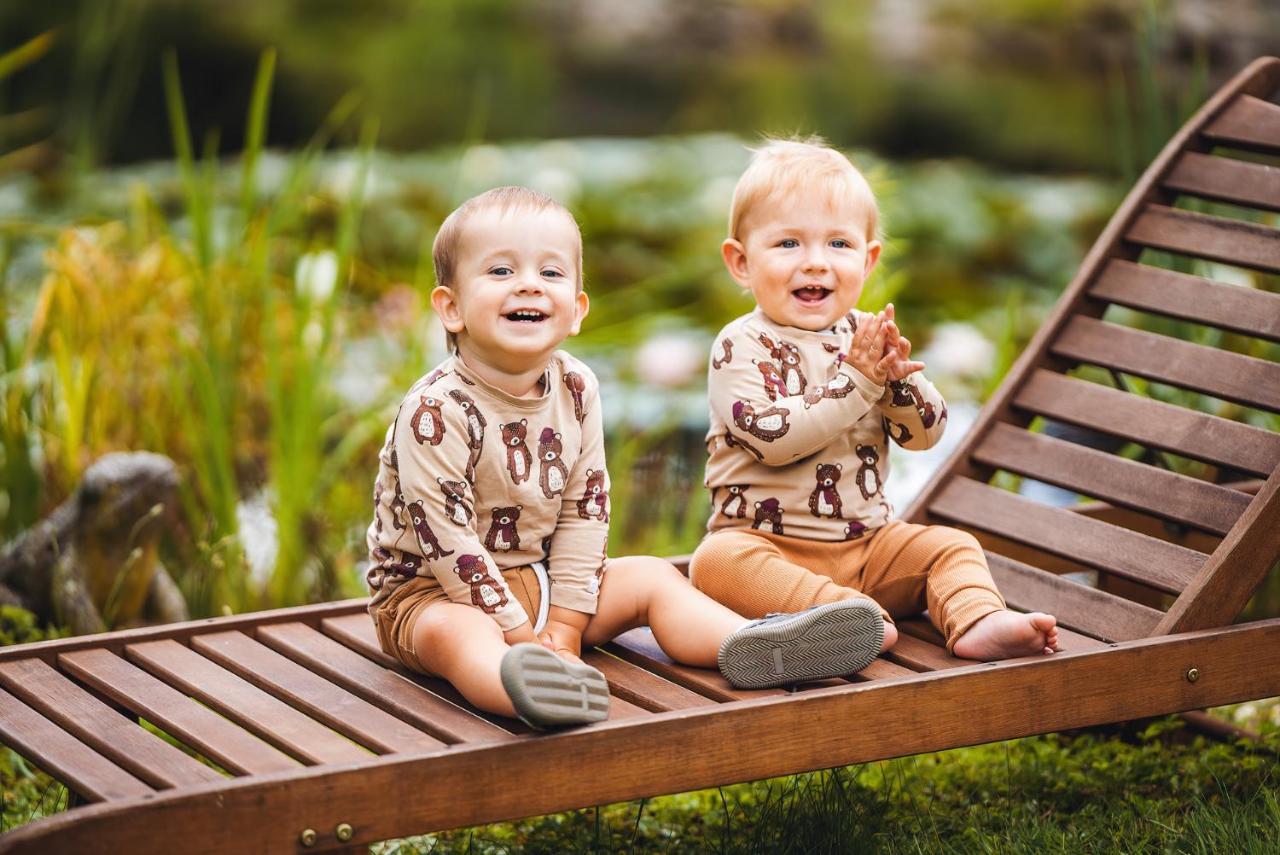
[433,206,588,373]
[722,192,881,331]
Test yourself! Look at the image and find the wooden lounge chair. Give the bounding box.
[2,57,1279,855]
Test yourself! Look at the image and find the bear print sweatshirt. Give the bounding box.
[366,352,610,631]
[704,309,947,542]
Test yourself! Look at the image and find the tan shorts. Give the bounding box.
[372,565,544,676]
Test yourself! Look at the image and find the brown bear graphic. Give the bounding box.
[436,477,474,527]
[802,369,857,408]
[720,484,749,519]
[751,498,784,535]
[389,478,407,531]
[453,554,508,613]
[723,431,766,462]
[808,463,844,519]
[564,371,587,423]
[407,501,454,560]
[889,379,936,428]
[383,549,422,580]
[411,396,446,446]
[538,427,570,499]
[373,481,385,536]
[754,360,789,401]
[484,505,522,552]
[844,520,867,540]
[882,416,913,446]
[501,419,533,485]
[447,389,486,482]
[576,469,609,522]
[855,445,882,500]
[822,342,841,353]
[758,333,806,395]
[732,401,791,441]
[712,338,734,369]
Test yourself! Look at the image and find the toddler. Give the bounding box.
[366,186,888,728]
[690,139,1060,661]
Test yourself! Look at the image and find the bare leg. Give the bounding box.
[410,603,517,717]
[582,556,747,667]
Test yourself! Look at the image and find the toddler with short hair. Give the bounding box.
[691,139,1060,661]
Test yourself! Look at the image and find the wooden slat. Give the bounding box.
[1051,316,1280,412]
[0,686,152,802]
[254,623,514,744]
[580,650,716,712]
[1203,94,1280,152]
[1163,151,1280,213]
[0,659,222,789]
[58,648,300,775]
[971,423,1251,535]
[608,628,782,703]
[900,615,1104,660]
[191,632,445,755]
[1013,370,1280,477]
[125,640,369,765]
[985,552,1163,642]
[853,659,917,681]
[883,630,966,671]
[928,478,1205,594]
[319,613,529,734]
[1090,258,1280,342]
[1126,205,1280,274]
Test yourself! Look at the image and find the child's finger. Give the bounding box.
[901,359,926,375]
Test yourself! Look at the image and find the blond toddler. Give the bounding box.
[691,139,1060,661]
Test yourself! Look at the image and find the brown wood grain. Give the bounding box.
[883,627,967,671]
[0,659,222,789]
[1163,151,1280,213]
[1202,93,1280,152]
[57,648,300,776]
[971,422,1251,535]
[0,686,152,802]
[124,640,370,765]
[1089,258,1280,342]
[928,478,1205,594]
[580,650,717,712]
[11,618,1277,855]
[1051,316,1280,412]
[1126,204,1280,274]
[984,552,1163,642]
[190,631,447,755]
[1012,370,1280,477]
[607,628,781,703]
[254,622,514,745]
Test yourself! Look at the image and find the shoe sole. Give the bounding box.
[718,600,885,689]
[499,643,610,728]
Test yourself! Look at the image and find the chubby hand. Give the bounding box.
[846,310,895,385]
[881,303,926,382]
[503,622,540,648]
[538,620,585,664]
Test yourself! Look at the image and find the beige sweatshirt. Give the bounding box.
[704,309,948,542]
[366,351,610,631]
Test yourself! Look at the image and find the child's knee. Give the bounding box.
[688,536,749,597]
[603,555,685,592]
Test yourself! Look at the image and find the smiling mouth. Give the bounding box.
[504,309,548,323]
[792,287,831,304]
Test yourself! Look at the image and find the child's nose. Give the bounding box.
[514,273,545,293]
[802,249,829,272]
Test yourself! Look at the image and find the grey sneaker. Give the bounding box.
[718,600,885,689]
[499,643,610,728]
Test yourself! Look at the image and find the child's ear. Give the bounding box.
[430,286,465,334]
[568,290,590,336]
[863,239,882,278]
[721,238,751,288]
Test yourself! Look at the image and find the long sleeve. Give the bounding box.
[393,392,529,631]
[879,374,948,450]
[547,367,609,613]
[710,329,885,466]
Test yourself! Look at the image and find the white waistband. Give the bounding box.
[529,560,551,634]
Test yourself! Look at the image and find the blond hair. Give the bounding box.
[728,136,880,242]
[432,186,583,349]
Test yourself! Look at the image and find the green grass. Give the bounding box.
[371,716,1280,854]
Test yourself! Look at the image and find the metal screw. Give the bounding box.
[299,828,318,848]
[1186,667,1200,683]
[335,823,354,843]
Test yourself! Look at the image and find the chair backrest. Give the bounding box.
[905,57,1280,642]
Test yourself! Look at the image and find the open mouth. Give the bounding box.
[503,309,548,323]
[792,287,831,304]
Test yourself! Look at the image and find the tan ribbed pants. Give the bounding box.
[689,521,1005,652]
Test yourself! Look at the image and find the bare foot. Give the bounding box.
[881,621,898,653]
[952,610,1059,660]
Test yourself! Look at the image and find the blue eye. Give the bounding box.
[541,269,565,279]
[830,239,850,249]
[779,238,799,248]
[490,266,513,276]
